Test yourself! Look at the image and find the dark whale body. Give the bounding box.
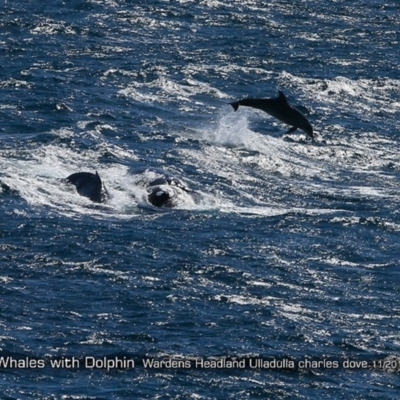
[67,171,104,203]
[129,167,194,208]
[230,90,314,138]
[67,168,197,208]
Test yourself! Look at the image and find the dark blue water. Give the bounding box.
[1,1,400,398]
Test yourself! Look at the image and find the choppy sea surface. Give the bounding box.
[1,1,400,398]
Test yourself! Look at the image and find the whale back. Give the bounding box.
[67,168,199,208]
[147,186,177,207]
[67,171,103,203]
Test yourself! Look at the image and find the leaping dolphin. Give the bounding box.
[230,90,314,138]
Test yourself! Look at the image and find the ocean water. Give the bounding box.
[1,0,400,398]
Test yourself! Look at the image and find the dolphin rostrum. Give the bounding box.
[230,90,314,138]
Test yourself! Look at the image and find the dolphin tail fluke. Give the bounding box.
[229,101,240,112]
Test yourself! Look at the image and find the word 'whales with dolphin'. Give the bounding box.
[230,90,314,138]
[67,168,199,208]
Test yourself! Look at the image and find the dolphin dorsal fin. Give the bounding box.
[277,90,288,104]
